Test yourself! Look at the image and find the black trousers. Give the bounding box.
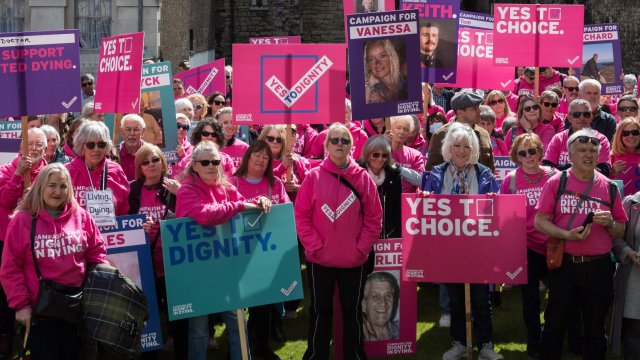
[302,262,368,360]
[622,317,640,360]
[0,242,15,338]
[29,319,79,360]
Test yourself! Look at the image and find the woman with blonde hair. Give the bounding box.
[364,39,407,104]
[484,90,515,134]
[188,93,209,121]
[611,118,640,183]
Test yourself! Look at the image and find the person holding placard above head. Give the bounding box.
[534,128,626,360]
[364,39,407,104]
[544,99,612,177]
[504,95,555,152]
[500,133,557,358]
[65,121,130,219]
[421,122,502,360]
[0,163,108,360]
[616,95,639,122]
[232,140,291,360]
[176,141,272,360]
[610,117,640,179]
[295,123,382,360]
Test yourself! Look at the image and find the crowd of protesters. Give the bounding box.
[0,63,638,360]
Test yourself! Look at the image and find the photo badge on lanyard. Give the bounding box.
[85,162,117,226]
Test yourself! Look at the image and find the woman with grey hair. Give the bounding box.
[65,121,130,216]
[539,90,564,133]
[80,101,104,122]
[175,98,195,120]
[421,122,502,360]
[358,136,402,239]
[40,125,72,164]
[623,74,637,97]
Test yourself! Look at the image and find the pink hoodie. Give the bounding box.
[310,123,369,160]
[63,143,77,158]
[65,156,131,216]
[0,205,107,310]
[175,174,246,226]
[222,138,249,169]
[171,151,236,183]
[231,176,291,205]
[292,125,318,158]
[294,157,382,268]
[0,156,48,242]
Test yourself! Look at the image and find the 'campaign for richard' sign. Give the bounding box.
[160,203,303,321]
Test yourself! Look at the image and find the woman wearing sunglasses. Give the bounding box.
[176,141,271,360]
[483,90,515,134]
[172,118,236,182]
[175,113,192,160]
[505,95,555,152]
[188,93,209,121]
[207,91,227,118]
[616,95,639,122]
[500,133,556,357]
[258,125,310,199]
[539,90,564,134]
[295,123,382,360]
[66,121,130,216]
[611,118,640,185]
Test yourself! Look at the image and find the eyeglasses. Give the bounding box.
[200,130,216,138]
[569,136,599,146]
[265,136,283,144]
[195,104,204,111]
[212,100,226,106]
[622,129,640,137]
[488,99,504,106]
[542,102,558,108]
[523,105,540,112]
[571,111,592,119]
[177,123,190,131]
[85,141,108,150]
[329,137,351,145]
[82,81,94,87]
[564,86,579,92]
[619,106,638,112]
[194,159,221,167]
[371,152,389,159]
[517,148,538,158]
[141,157,161,166]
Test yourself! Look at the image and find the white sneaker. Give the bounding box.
[439,314,451,328]
[477,343,503,360]
[442,341,467,360]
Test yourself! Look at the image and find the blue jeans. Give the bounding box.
[447,283,494,347]
[188,311,251,360]
[439,283,450,315]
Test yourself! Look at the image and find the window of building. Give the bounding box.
[251,0,268,7]
[76,0,112,49]
[0,0,25,33]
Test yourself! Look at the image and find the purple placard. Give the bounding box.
[249,36,302,45]
[459,11,493,30]
[0,30,82,117]
[573,23,623,95]
[400,0,460,84]
[347,9,423,120]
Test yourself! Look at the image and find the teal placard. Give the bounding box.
[160,203,303,320]
[104,61,178,162]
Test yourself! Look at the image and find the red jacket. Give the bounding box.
[176,174,246,226]
[294,157,382,268]
[0,205,107,310]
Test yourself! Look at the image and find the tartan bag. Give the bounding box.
[81,263,148,359]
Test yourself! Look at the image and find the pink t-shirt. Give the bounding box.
[391,146,425,193]
[231,176,290,205]
[513,77,536,97]
[500,167,557,254]
[222,139,249,169]
[544,129,611,166]
[536,171,627,255]
[492,137,509,156]
[505,123,555,151]
[556,97,569,117]
[540,70,564,91]
[506,92,519,116]
[495,112,516,134]
[543,112,565,134]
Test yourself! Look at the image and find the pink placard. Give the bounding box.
[232,44,346,125]
[446,28,514,91]
[248,36,301,45]
[493,4,584,67]
[402,194,527,284]
[333,238,417,359]
[173,58,225,97]
[94,32,144,113]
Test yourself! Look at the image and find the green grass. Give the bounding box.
[159,275,622,360]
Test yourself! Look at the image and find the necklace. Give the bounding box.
[523,170,543,184]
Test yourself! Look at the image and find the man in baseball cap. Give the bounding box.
[426,90,495,171]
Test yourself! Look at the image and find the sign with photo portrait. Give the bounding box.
[572,23,623,95]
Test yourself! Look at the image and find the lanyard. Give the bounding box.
[85,161,108,191]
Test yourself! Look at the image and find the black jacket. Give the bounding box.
[357,160,402,239]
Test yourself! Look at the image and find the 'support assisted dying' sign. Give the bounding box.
[402,194,527,284]
[493,4,584,67]
[232,44,346,125]
[160,203,303,321]
[0,29,82,117]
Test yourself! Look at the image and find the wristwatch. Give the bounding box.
[607,219,616,230]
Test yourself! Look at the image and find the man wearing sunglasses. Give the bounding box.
[80,73,95,106]
[544,99,611,177]
[426,91,495,172]
[563,79,616,142]
[534,128,627,360]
